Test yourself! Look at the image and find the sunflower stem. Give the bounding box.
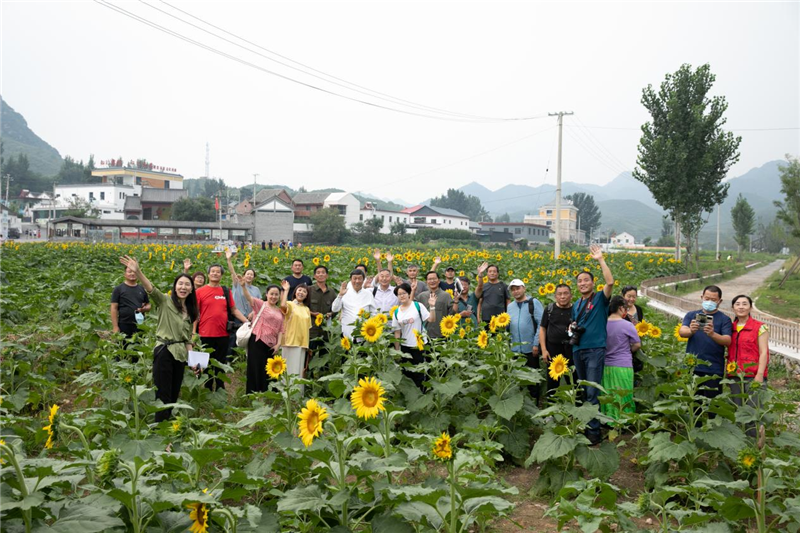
[60,423,96,485]
[2,442,32,533]
[448,459,458,533]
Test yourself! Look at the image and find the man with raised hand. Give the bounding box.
[332,270,376,340]
[371,268,399,314]
[570,244,614,446]
[111,263,151,341]
[416,270,456,339]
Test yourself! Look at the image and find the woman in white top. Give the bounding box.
[392,282,436,389]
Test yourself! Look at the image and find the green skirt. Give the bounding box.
[601,365,635,423]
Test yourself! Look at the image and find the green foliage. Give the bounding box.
[414,228,475,242]
[1,98,64,176]
[634,63,742,265]
[731,193,756,258]
[171,197,216,222]
[430,188,492,222]
[310,207,349,243]
[566,192,602,235]
[495,213,511,223]
[775,155,800,248]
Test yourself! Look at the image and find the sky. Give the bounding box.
[2,1,798,205]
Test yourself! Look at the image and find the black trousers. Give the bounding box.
[201,336,230,391]
[401,345,426,390]
[246,336,274,394]
[153,345,185,422]
[119,322,139,338]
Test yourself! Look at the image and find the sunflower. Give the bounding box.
[432,432,453,460]
[389,305,398,318]
[727,361,738,374]
[272,256,279,264]
[685,355,697,367]
[673,324,688,342]
[596,284,605,292]
[312,257,320,266]
[548,354,569,381]
[477,330,489,349]
[266,355,287,379]
[341,336,351,351]
[43,404,60,449]
[315,313,324,327]
[440,315,458,337]
[459,270,465,276]
[494,313,511,329]
[187,502,209,533]
[648,326,662,338]
[545,282,556,294]
[96,448,121,483]
[414,329,425,351]
[458,328,466,339]
[297,399,328,447]
[361,319,383,343]
[523,277,529,284]
[635,321,651,337]
[358,308,372,320]
[482,276,489,283]
[507,270,514,277]
[737,447,760,473]
[538,286,547,296]
[488,316,497,333]
[323,254,330,262]
[0,439,6,465]
[350,377,386,420]
[446,289,454,299]
[374,313,388,325]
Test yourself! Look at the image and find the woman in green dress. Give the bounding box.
[120,255,199,422]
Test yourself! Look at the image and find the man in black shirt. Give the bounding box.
[111,265,151,339]
[475,262,509,324]
[308,265,337,376]
[438,266,459,294]
[283,259,313,300]
[538,283,574,398]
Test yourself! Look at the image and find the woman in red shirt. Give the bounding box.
[726,294,769,437]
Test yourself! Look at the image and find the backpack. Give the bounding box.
[526,298,540,331]
[394,301,423,322]
[221,286,235,332]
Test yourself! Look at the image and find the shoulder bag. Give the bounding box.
[236,301,268,348]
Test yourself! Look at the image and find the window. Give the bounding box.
[89,192,94,200]
[515,228,521,234]
[528,228,531,234]
[414,217,425,224]
[504,228,509,233]
[546,209,552,216]
[546,221,552,226]
[165,181,170,189]
[336,205,346,216]
[100,192,105,200]
[359,214,363,221]
[430,218,437,224]
[389,216,392,222]
[381,215,385,221]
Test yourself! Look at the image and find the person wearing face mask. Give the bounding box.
[241,284,285,393]
[226,248,262,350]
[679,285,732,399]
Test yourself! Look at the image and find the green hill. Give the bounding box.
[1,97,63,176]
[596,199,666,241]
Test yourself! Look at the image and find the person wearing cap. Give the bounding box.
[456,276,478,326]
[507,279,544,398]
[438,266,459,295]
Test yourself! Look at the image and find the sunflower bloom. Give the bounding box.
[548,354,569,381]
[649,326,662,338]
[361,319,383,343]
[43,404,60,449]
[737,447,760,473]
[374,313,388,325]
[324,254,331,262]
[727,361,737,374]
[341,336,351,351]
[187,502,209,533]
[685,355,697,367]
[673,324,688,342]
[313,257,320,266]
[350,377,386,420]
[538,286,547,296]
[297,399,328,447]
[459,328,466,339]
[494,313,510,329]
[432,432,453,460]
[477,330,489,349]
[315,313,324,327]
[440,315,458,337]
[488,316,497,333]
[273,257,279,264]
[446,289,454,299]
[414,329,425,351]
[545,282,556,294]
[266,355,287,379]
[635,321,651,337]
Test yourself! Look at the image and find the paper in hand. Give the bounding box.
[188,350,210,369]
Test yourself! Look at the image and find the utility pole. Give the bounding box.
[205,143,210,179]
[548,111,573,258]
[4,174,12,207]
[715,204,720,260]
[252,173,259,243]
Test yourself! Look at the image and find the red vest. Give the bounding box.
[727,317,767,378]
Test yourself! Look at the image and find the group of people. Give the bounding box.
[112,245,770,443]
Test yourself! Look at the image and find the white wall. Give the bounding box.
[359,208,410,234]
[324,193,361,227]
[409,213,470,229]
[54,184,139,219]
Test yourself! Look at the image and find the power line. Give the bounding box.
[154,0,544,123]
[95,0,548,123]
[365,124,557,194]
[573,115,632,172]
[564,127,628,176]
[569,125,800,132]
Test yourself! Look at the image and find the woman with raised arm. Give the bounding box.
[119,255,199,423]
[241,282,285,393]
[279,279,311,393]
[391,282,437,389]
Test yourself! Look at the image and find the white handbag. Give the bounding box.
[235,302,267,348]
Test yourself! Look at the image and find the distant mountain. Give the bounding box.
[596,199,666,240]
[0,97,63,176]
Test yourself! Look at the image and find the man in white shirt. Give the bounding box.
[371,268,399,314]
[333,270,376,339]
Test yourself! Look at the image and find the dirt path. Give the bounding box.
[684,260,786,302]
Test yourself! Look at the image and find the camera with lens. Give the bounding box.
[695,313,711,326]
[568,322,586,346]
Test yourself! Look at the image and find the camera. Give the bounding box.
[568,322,586,346]
[695,313,712,326]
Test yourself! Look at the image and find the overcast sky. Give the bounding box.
[2,1,798,204]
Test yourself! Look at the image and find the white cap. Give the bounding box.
[508,278,525,288]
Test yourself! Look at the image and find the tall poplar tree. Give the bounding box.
[730,194,755,258]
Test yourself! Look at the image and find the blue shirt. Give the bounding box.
[508,298,544,354]
[682,310,733,376]
[571,291,610,351]
[457,293,479,326]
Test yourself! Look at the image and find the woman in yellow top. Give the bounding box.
[280,279,312,393]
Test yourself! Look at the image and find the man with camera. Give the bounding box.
[570,244,615,446]
[679,285,732,399]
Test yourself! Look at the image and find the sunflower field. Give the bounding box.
[2,241,800,532]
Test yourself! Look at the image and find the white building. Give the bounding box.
[1,204,22,238]
[610,232,638,248]
[401,205,471,230]
[524,199,586,244]
[358,202,411,234]
[28,183,140,222]
[293,191,363,232]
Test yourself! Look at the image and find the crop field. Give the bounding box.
[1,242,799,532]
